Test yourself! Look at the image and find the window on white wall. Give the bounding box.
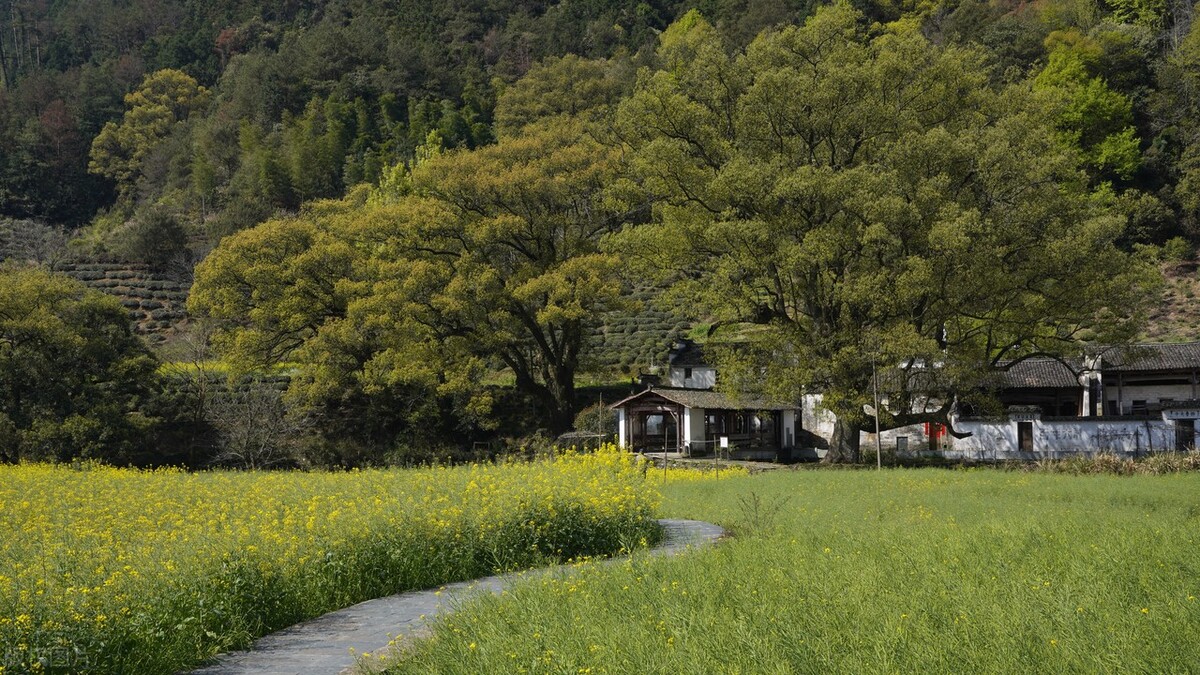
[684,367,692,379]
[1018,422,1034,452]
[1175,419,1194,452]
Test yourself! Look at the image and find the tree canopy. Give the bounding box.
[190,115,637,433]
[88,68,211,198]
[613,5,1158,461]
[0,266,159,463]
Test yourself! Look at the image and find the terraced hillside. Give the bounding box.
[59,263,190,342]
[1,220,190,343]
[587,281,692,374]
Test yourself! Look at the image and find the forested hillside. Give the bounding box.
[0,0,812,232]
[5,0,1198,245]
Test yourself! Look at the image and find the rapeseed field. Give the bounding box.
[0,446,661,674]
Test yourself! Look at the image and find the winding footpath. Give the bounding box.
[189,519,725,675]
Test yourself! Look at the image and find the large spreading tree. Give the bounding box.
[190,114,638,434]
[613,6,1158,461]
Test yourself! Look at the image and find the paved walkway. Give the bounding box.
[189,519,725,675]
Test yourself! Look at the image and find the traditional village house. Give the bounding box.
[614,340,1200,461]
[610,341,800,460]
[947,343,1200,459]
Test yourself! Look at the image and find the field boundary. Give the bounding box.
[189,519,726,675]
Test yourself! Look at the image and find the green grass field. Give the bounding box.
[386,469,1200,673]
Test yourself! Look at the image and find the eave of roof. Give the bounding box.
[609,387,797,411]
[1097,342,1200,372]
[993,358,1082,389]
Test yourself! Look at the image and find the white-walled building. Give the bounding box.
[611,340,800,460]
[613,340,1200,460]
[940,344,1200,458]
[611,387,798,460]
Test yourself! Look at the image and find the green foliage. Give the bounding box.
[191,115,632,436]
[0,266,160,463]
[494,55,628,139]
[87,69,211,198]
[1161,235,1194,262]
[1034,32,1142,181]
[613,6,1157,461]
[573,403,618,437]
[1106,0,1167,27]
[0,0,684,229]
[0,0,1194,255]
[107,206,190,269]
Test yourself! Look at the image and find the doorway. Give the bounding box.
[1175,419,1195,452]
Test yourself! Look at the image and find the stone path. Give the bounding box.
[189,519,725,675]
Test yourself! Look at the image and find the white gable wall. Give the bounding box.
[802,393,932,451]
[1105,384,1196,414]
[801,394,836,439]
[668,366,717,389]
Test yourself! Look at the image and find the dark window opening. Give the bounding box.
[1175,419,1195,452]
[1018,421,1034,452]
[684,367,692,379]
[705,412,726,438]
[1132,400,1148,415]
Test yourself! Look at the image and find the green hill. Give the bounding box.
[1143,260,1200,343]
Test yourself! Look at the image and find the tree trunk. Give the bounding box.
[546,364,576,436]
[825,416,861,463]
[509,358,577,436]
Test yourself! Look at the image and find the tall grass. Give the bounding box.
[387,469,1200,673]
[1026,451,1200,475]
[0,448,660,674]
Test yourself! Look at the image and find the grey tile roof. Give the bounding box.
[994,358,1082,389]
[1097,342,1200,372]
[882,358,1082,391]
[610,387,797,411]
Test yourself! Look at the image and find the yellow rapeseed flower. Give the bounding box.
[0,443,658,671]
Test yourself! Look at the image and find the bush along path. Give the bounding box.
[190,520,726,675]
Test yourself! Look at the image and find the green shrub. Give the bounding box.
[1162,236,1194,263]
[0,267,160,463]
[1026,451,1200,475]
[110,207,190,270]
